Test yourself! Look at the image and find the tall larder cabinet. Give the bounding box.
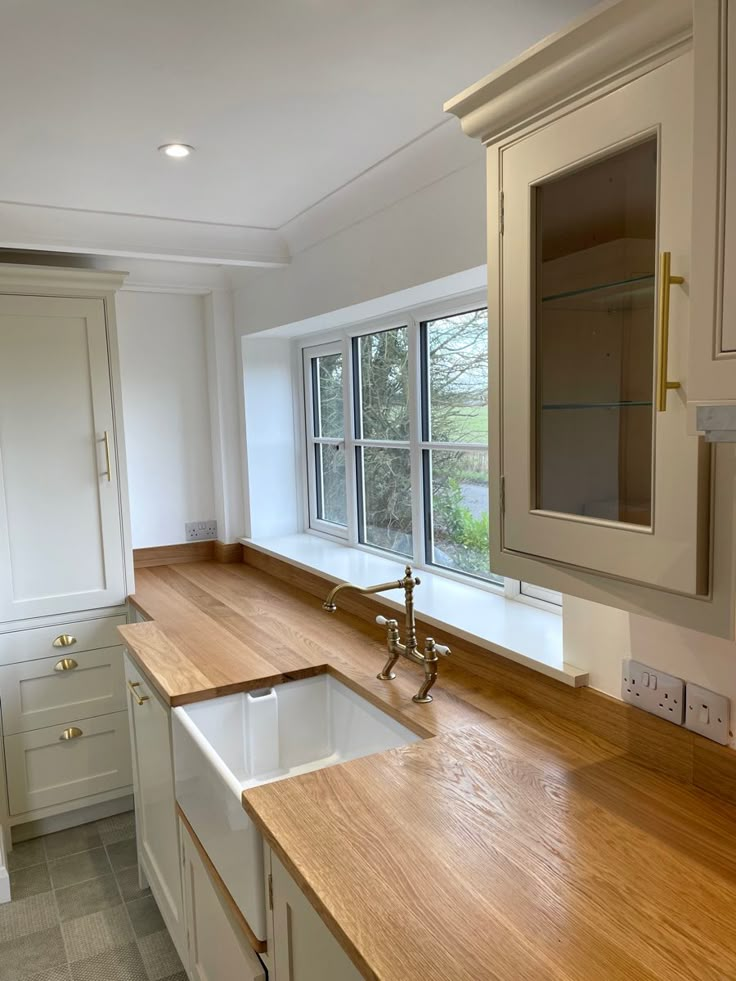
[0,265,133,844]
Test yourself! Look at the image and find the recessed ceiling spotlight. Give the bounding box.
[158,143,194,159]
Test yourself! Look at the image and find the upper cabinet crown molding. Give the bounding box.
[0,264,128,296]
[444,0,693,144]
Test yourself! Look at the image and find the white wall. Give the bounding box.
[241,338,300,539]
[565,596,736,747]
[117,290,216,548]
[233,157,486,336]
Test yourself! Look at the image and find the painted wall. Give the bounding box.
[117,290,216,548]
[565,596,736,747]
[233,156,487,336]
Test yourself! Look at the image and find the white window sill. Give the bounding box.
[240,533,588,688]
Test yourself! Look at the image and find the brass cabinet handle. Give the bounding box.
[101,431,112,482]
[59,727,83,741]
[128,680,149,706]
[52,634,77,648]
[54,657,78,672]
[656,251,685,412]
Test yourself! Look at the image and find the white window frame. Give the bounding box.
[297,293,562,610]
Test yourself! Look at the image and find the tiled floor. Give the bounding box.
[0,811,187,981]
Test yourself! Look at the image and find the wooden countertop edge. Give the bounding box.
[177,804,267,955]
[242,792,379,981]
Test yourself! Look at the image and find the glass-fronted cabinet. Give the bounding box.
[444,0,727,623]
[500,52,709,596]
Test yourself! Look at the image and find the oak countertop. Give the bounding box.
[120,562,736,981]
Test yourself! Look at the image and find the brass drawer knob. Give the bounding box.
[54,657,78,672]
[59,727,83,741]
[52,634,77,649]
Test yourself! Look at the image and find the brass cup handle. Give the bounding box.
[52,634,77,649]
[128,680,150,706]
[54,657,78,672]
[59,727,83,741]
[656,251,685,412]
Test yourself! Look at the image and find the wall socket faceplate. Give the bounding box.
[185,520,217,542]
[622,660,685,725]
[685,683,731,746]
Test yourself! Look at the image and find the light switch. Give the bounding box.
[698,704,710,726]
[642,671,650,687]
[650,674,657,691]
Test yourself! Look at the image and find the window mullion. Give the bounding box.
[407,316,424,570]
[344,332,359,545]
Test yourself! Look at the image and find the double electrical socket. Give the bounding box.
[185,520,217,542]
[622,660,731,745]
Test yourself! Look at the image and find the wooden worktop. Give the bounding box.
[120,561,736,981]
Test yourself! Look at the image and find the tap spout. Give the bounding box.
[322,577,407,612]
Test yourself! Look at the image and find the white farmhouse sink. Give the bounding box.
[172,674,421,941]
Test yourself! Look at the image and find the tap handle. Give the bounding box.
[376,615,399,628]
[425,637,451,657]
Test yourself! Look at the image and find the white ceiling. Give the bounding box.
[1,0,596,237]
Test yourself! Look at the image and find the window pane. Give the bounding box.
[357,327,409,440]
[426,310,488,443]
[313,353,343,438]
[360,446,412,556]
[426,448,501,583]
[315,443,347,527]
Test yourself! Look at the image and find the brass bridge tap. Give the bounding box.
[322,565,451,703]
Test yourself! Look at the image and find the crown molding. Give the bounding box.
[0,200,290,268]
[280,121,481,256]
[0,263,127,294]
[444,0,693,143]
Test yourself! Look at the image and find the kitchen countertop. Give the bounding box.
[120,561,736,981]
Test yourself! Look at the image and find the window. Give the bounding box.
[301,302,561,606]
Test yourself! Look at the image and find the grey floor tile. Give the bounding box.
[44,824,102,862]
[115,866,151,903]
[0,925,67,981]
[126,895,164,939]
[49,847,112,890]
[10,864,52,900]
[106,838,138,872]
[20,969,71,981]
[62,905,134,963]
[158,975,187,981]
[55,874,122,922]
[96,811,136,846]
[137,930,184,980]
[8,838,47,872]
[0,891,57,942]
[69,941,148,981]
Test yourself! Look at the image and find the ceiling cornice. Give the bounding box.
[0,199,290,268]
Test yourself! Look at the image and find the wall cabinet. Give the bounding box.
[446,0,736,637]
[180,818,266,981]
[124,652,186,962]
[267,848,363,981]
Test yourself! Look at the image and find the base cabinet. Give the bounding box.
[181,819,266,981]
[124,653,186,962]
[268,849,363,981]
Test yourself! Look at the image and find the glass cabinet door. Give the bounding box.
[499,53,709,595]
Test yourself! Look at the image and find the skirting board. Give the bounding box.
[0,826,9,904]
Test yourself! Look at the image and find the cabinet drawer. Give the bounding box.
[5,711,133,816]
[0,646,126,734]
[0,616,126,666]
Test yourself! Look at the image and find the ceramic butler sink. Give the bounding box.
[172,674,420,941]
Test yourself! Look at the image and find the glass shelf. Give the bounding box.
[541,274,655,308]
[542,400,652,411]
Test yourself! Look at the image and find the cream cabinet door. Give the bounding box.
[0,294,126,621]
[181,819,266,981]
[124,654,186,961]
[270,851,363,981]
[499,53,710,595]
